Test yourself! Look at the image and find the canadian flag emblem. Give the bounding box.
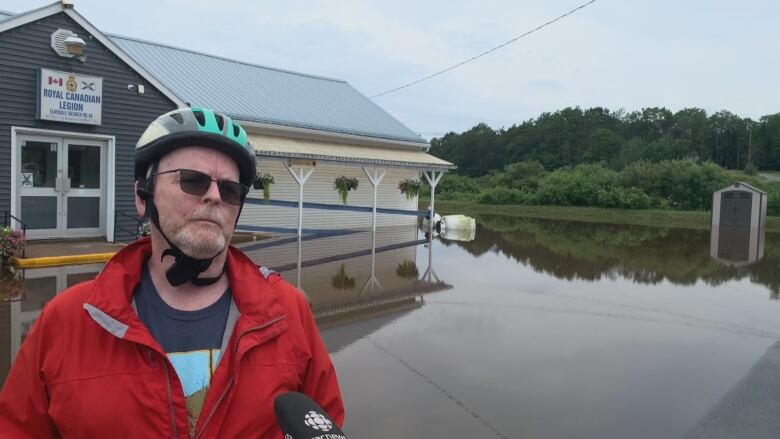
[48,77,63,86]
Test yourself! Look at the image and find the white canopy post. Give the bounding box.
[295,233,309,299]
[286,164,314,237]
[422,170,443,235]
[360,228,382,295]
[421,235,440,283]
[362,166,386,233]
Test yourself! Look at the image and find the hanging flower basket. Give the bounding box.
[334,176,359,205]
[331,264,356,290]
[0,227,26,263]
[254,173,275,204]
[398,178,422,200]
[395,260,419,279]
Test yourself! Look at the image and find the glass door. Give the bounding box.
[17,135,106,239]
[63,139,105,235]
[18,136,63,238]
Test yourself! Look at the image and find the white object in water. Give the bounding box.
[441,214,475,231]
[440,214,477,242]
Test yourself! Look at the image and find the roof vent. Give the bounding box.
[51,29,86,61]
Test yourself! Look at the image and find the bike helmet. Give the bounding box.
[135,107,256,187]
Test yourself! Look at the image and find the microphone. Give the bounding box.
[274,392,347,439]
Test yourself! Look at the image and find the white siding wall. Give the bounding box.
[238,158,422,232]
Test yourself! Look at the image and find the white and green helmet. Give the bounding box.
[134,107,256,187]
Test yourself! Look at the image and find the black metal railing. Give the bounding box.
[114,210,145,241]
[2,212,27,258]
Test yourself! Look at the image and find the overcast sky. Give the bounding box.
[4,0,780,138]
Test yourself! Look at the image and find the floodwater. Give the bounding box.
[2,215,780,438]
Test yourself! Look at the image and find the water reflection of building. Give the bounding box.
[0,227,452,384]
[709,225,766,267]
[238,227,452,327]
[0,263,104,383]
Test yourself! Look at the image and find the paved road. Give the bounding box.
[684,340,780,439]
[759,173,780,182]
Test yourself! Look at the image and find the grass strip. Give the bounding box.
[422,200,780,232]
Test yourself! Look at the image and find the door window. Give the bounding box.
[67,144,101,189]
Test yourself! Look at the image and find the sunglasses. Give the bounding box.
[154,168,248,206]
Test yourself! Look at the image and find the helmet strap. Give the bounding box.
[141,163,225,288]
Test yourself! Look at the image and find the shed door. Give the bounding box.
[720,190,752,227]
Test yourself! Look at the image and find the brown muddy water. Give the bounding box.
[2,215,779,438]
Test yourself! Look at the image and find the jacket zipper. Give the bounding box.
[164,361,179,439]
[194,314,285,439]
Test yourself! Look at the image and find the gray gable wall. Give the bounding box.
[0,12,177,241]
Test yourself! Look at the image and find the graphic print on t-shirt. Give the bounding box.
[168,349,221,434]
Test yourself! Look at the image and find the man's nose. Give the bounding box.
[201,179,222,203]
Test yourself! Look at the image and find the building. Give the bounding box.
[0,1,454,243]
[711,182,768,229]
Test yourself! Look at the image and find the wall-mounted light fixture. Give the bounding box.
[51,29,86,62]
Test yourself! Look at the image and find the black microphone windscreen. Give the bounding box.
[274,392,346,439]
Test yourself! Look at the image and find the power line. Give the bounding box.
[370,0,598,99]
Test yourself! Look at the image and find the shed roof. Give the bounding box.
[716,181,767,195]
[107,34,427,145]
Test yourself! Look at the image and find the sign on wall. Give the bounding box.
[37,68,103,125]
[287,158,317,168]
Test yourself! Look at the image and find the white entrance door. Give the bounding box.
[17,135,106,239]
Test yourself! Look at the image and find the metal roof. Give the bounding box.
[107,34,427,145]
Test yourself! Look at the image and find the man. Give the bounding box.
[0,108,344,438]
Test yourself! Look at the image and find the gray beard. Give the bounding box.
[160,205,228,259]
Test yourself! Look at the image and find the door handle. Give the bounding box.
[55,174,62,193]
[64,178,71,193]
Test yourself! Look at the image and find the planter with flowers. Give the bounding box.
[0,266,24,301]
[253,173,275,204]
[0,227,26,265]
[334,176,359,205]
[398,178,422,200]
[138,218,152,238]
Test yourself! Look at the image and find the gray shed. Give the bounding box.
[711,182,768,229]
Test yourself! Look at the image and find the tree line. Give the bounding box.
[429,107,780,176]
[423,107,780,215]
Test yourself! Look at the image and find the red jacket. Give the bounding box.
[0,238,344,438]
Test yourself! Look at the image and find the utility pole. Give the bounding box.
[715,128,721,165]
[748,125,752,169]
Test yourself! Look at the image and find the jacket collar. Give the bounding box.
[84,237,284,345]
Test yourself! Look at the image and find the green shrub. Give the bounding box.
[478,187,529,205]
[534,164,619,206]
[765,182,780,216]
[421,173,480,199]
[619,160,730,210]
[494,160,548,191]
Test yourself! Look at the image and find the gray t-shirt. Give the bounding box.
[133,263,231,435]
